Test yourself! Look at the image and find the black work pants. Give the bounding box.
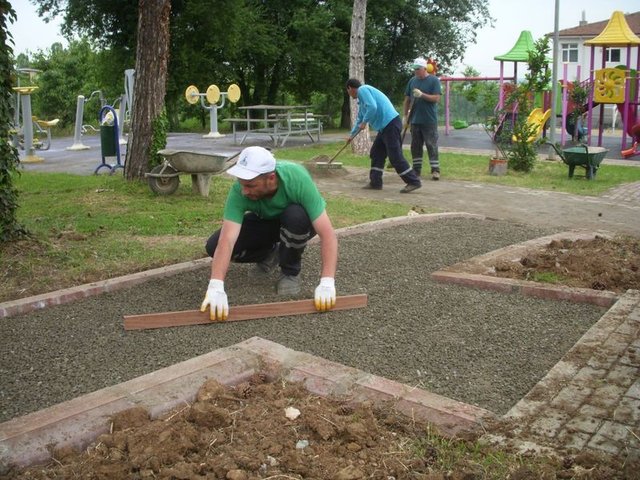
[205,204,315,276]
[369,116,421,188]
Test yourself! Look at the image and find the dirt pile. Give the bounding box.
[3,377,633,480]
[492,235,640,293]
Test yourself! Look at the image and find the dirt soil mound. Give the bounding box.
[492,235,640,293]
[2,378,633,480]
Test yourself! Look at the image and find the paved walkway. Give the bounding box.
[13,129,640,461]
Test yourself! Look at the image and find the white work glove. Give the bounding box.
[314,277,336,312]
[200,279,229,321]
[412,88,423,98]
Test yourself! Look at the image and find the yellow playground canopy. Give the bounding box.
[585,10,640,47]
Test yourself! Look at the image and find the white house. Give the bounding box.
[554,10,640,82]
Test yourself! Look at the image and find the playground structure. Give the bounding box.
[442,12,640,163]
[10,68,60,163]
[441,30,550,144]
[184,83,241,138]
[68,69,135,151]
[581,11,640,159]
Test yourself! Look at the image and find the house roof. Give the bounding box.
[558,11,640,43]
[585,11,640,46]
[494,30,535,62]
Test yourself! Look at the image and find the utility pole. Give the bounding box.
[548,0,560,159]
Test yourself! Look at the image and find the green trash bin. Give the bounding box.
[100,125,117,157]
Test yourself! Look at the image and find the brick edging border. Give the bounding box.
[431,229,619,307]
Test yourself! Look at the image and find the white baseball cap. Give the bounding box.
[227,146,276,180]
[412,57,427,69]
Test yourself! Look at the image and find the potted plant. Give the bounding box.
[484,113,510,175]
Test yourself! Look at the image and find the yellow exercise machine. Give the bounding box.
[185,83,241,138]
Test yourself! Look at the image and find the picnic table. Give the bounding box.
[226,104,323,147]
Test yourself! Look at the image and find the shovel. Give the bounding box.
[401,96,417,143]
[314,129,363,169]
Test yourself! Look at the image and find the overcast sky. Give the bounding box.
[7,0,640,76]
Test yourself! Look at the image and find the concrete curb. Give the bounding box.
[0,337,494,471]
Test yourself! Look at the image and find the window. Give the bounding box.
[605,48,621,63]
[561,43,579,63]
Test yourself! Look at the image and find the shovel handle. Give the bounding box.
[401,96,417,143]
[328,128,362,164]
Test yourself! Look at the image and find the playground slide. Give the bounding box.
[616,103,640,138]
[619,104,640,158]
[512,108,551,143]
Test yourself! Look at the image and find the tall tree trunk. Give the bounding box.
[125,0,171,181]
[349,0,370,155]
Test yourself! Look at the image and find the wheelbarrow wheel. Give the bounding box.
[148,165,180,195]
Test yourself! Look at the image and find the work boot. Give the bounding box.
[362,183,382,190]
[432,170,440,181]
[277,274,301,295]
[400,183,421,193]
[252,245,279,277]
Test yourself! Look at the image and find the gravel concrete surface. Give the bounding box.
[0,217,607,423]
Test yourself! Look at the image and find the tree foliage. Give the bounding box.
[499,37,551,173]
[450,65,500,123]
[1,0,27,242]
[27,0,492,130]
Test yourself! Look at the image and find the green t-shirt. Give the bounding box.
[223,161,326,224]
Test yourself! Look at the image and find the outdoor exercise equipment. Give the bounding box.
[94,105,124,175]
[68,69,135,151]
[67,90,106,151]
[145,149,240,197]
[10,68,60,162]
[185,83,241,138]
[11,86,42,163]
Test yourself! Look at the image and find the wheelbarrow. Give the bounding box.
[146,149,239,196]
[546,142,608,180]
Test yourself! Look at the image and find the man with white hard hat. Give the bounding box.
[201,146,338,321]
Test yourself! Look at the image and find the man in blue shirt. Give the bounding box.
[404,57,442,180]
[346,78,421,193]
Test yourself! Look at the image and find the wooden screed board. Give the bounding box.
[124,294,368,331]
